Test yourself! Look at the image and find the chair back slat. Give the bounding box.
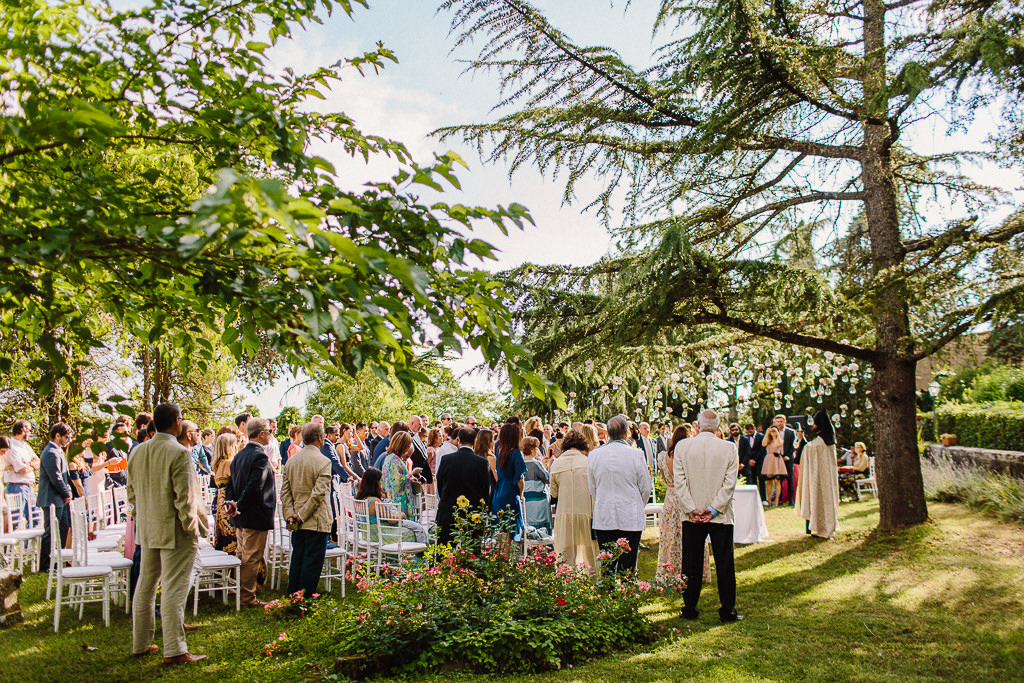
[4,492,24,530]
[70,506,91,567]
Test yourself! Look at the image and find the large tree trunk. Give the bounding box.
[869,358,927,528]
[862,0,927,528]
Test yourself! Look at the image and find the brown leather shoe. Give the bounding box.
[183,623,199,632]
[243,599,268,609]
[131,644,159,658]
[162,653,208,665]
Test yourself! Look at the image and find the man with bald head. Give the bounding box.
[407,415,433,489]
[674,409,741,623]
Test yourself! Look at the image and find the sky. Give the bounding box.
[236,0,1023,419]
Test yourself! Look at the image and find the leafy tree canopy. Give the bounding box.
[439,0,1024,529]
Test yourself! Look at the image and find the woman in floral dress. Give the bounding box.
[657,424,711,585]
[381,431,422,520]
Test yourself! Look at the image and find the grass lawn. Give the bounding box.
[2,500,1023,682]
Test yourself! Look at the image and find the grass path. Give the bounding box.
[2,500,1022,682]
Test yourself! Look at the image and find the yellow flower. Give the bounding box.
[471,513,482,524]
[456,495,470,509]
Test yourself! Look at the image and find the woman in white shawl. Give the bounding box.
[796,409,840,539]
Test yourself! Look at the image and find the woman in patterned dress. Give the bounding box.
[657,424,711,585]
[381,431,422,520]
[211,432,238,553]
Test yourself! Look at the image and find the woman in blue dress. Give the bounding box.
[491,421,526,535]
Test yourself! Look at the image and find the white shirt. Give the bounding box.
[435,441,458,469]
[265,436,280,469]
[3,438,36,485]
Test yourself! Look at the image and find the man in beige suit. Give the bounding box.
[674,409,742,622]
[280,421,334,598]
[127,403,208,665]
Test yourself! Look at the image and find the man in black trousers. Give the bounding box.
[674,409,741,622]
[738,423,760,487]
[225,418,276,608]
[434,426,491,545]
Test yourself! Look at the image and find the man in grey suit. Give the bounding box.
[128,402,208,665]
[37,422,74,573]
[675,409,742,622]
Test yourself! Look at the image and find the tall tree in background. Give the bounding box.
[441,0,1024,528]
[1,0,558,427]
[306,357,504,424]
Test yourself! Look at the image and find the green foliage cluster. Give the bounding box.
[274,406,304,436]
[301,504,668,676]
[922,453,1024,524]
[965,367,1024,404]
[305,357,504,424]
[933,402,1024,452]
[1,0,559,423]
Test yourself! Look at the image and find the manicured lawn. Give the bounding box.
[2,500,1023,682]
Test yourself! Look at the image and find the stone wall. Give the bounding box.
[924,444,1024,479]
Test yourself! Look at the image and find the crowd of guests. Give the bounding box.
[2,402,857,660]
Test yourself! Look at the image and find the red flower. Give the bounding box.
[557,598,567,606]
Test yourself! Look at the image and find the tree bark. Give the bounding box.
[869,357,927,528]
[862,0,928,528]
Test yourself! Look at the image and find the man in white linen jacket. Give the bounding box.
[674,409,742,623]
[588,414,652,574]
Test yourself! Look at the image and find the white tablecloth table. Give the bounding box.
[733,484,770,543]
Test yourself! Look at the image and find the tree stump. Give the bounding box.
[0,569,23,628]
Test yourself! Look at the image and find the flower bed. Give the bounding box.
[295,502,679,676]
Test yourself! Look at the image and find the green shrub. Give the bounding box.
[921,453,1024,524]
[965,366,1024,403]
[294,503,676,676]
[934,401,1024,451]
[937,363,995,404]
[918,411,935,443]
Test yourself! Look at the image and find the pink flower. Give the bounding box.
[312,593,320,598]
[278,632,287,641]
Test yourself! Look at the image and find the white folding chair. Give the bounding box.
[421,492,438,522]
[517,496,554,560]
[52,506,113,632]
[70,497,122,553]
[2,493,44,573]
[322,540,348,596]
[267,503,294,591]
[376,501,428,567]
[190,548,241,615]
[351,498,382,575]
[855,457,878,498]
[69,505,131,612]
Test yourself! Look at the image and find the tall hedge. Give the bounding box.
[934,402,1024,452]
[918,411,936,442]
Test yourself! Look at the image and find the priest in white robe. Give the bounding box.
[796,409,840,539]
